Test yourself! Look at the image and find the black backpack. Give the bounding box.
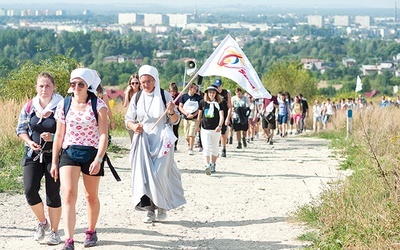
[64,94,121,182]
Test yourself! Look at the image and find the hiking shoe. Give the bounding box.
[143,211,156,223]
[83,229,98,247]
[46,230,62,245]
[188,149,194,155]
[156,208,167,221]
[205,164,211,175]
[62,238,74,250]
[221,149,226,157]
[242,138,247,147]
[33,219,50,241]
[236,143,242,149]
[210,163,216,173]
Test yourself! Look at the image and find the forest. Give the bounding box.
[1,28,400,98]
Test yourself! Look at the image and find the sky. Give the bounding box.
[1,0,397,9]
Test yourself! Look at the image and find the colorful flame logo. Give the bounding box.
[217,46,244,69]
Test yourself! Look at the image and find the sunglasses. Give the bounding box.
[70,81,86,88]
[130,81,140,85]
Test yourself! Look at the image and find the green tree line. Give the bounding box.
[1,29,400,98]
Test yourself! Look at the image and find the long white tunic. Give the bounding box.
[125,90,186,210]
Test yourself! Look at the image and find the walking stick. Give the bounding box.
[151,72,199,130]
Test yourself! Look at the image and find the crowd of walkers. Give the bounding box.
[17,65,400,250]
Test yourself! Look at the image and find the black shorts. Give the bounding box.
[59,149,104,176]
[232,122,249,131]
[262,116,276,130]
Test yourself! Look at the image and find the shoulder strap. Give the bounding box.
[63,96,72,118]
[64,95,98,122]
[135,89,167,107]
[160,88,166,106]
[135,90,142,106]
[26,99,33,114]
[90,95,98,123]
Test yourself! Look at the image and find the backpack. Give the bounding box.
[26,99,33,114]
[64,94,121,182]
[134,88,167,106]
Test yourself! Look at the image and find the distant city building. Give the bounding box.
[21,9,34,17]
[168,13,190,28]
[83,10,92,16]
[118,13,137,25]
[355,16,371,27]
[333,15,349,27]
[0,8,6,16]
[144,13,167,26]
[131,25,170,34]
[342,57,356,67]
[55,10,65,16]
[307,15,323,28]
[156,50,172,57]
[7,9,15,17]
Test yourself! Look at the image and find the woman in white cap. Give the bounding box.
[125,65,186,223]
[50,68,109,250]
[196,85,224,175]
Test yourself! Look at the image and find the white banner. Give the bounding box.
[197,34,271,99]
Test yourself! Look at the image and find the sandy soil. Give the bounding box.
[0,132,343,250]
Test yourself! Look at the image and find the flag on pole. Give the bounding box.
[355,75,363,92]
[197,34,271,99]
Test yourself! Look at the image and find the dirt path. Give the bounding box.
[0,133,342,250]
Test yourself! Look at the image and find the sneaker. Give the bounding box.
[242,138,247,147]
[236,143,242,149]
[83,229,98,247]
[156,208,167,221]
[143,211,156,223]
[188,149,194,155]
[269,140,273,145]
[62,238,74,250]
[221,149,226,157]
[210,163,216,173]
[46,230,62,245]
[33,219,50,241]
[205,164,211,175]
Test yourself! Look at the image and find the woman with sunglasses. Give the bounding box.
[124,74,141,141]
[16,72,63,246]
[50,68,108,250]
[124,74,140,108]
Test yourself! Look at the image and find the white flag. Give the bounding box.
[197,34,271,99]
[355,75,363,92]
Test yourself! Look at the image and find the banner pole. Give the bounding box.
[150,72,199,130]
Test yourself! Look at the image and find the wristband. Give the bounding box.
[51,133,55,141]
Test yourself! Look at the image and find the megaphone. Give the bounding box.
[185,59,197,76]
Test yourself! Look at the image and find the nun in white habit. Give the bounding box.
[125,65,186,223]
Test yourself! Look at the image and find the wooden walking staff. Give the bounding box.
[151,72,199,130]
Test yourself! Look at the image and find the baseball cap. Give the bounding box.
[213,79,222,87]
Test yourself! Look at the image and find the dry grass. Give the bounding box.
[299,106,400,249]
